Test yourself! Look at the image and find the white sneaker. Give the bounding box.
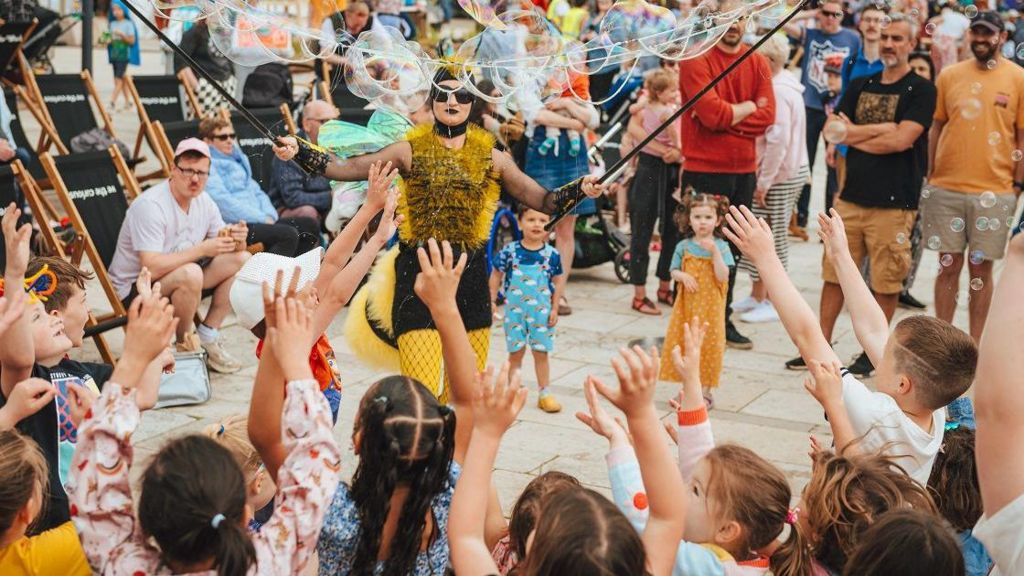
[731,296,759,314]
[201,339,242,374]
[739,301,780,324]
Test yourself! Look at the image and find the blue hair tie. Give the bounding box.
[210,513,226,529]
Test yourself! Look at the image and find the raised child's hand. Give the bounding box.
[266,279,315,382]
[592,345,661,420]
[372,187,404,244]
[576,376,629,446]
[722,205,776,266]
[124,286,178,367]
[366,160,400,211]
[804,359,845,411]
[0,287,25,341]
[816,208,851,261]
[471,363,528,439]
[261,267,301,332]
[0,378,56,426]
[414,239,466,313]
[671,317,708,407]
[65,382,98,427]
[2,203,31,276]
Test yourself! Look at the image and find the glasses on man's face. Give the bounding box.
[821,10,844,18]
[211,133,236,141]
[175,164,209,179]
[432,89,474,105]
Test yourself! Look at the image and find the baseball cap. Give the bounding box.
[174,137,211,159]
[229,247,323,330]
[970,10,1005,33]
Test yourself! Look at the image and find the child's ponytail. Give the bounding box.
[211,515,258,576]
[769,515,814,576]
[139,435,256,576]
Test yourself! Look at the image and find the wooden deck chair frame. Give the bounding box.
[177,69,204,119]
[19,64,119,157]
[11,159,71,261]
[124,74,178,182]
[0,17,37,89]
[38,147,138,363]
[11,76,67,156]
[281,102,297,135]
[151,119,203,174]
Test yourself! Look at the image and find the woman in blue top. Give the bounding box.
[199,116,320,257]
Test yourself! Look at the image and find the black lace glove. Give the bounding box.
[544,177,585,220]
[292,138,330,176]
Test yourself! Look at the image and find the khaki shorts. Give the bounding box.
[920,184,1018,260]
[822,199,916,294]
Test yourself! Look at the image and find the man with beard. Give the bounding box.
[793,13,935,375]
[678,17,776,350]
[785,0,861,236]
[271,68,606,402]
[925,11,1024,342]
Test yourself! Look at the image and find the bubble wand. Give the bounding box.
[544,0,812,231]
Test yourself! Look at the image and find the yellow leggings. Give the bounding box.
[398,327,490,404]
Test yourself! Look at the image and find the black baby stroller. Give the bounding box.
[570,196,630,283]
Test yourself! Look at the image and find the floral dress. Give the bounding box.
[67,380,341,575]
[317,462,461,575]
[660,238,734,388]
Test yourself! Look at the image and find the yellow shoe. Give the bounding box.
[537,393,562,413]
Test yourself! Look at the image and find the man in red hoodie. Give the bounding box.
[678,17,776,350]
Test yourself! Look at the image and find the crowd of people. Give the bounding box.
[1,0,1024,574]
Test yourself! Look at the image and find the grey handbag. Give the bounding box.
[154,350,212,409]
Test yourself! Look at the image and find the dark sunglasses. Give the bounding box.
[212,133,236,141]
[821,9,844,18]
[432,89,475,105]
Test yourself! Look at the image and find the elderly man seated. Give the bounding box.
[108,138,250,373]
[200,116,320,256]
[268,100,337,224]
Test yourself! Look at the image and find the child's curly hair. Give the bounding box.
[674,190,730,238]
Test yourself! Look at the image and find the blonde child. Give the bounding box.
[626,68,684,315]
[489,207,565,413]
[659,194,733,407]
[204,414,276,533]
[583,318,803,575]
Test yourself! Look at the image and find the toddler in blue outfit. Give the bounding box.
[490,207,565,413]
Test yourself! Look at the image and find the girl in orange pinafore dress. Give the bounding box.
[660,193,733,407]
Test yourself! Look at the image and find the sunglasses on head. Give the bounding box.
[212,133,236,141]
[433,89,475,105]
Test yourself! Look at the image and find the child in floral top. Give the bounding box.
[68,284,341,575]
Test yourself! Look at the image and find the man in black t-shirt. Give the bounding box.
[785,13,936,375]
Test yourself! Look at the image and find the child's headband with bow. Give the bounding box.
[0,265,59,304]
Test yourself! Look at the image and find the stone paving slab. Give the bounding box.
[28,43,1017,516]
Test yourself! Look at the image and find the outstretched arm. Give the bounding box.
[273,137,412,183]
[0,204,35,396]
[723,206,841,366]
[976,234,1024,515]
[817,209,889,366]
[493,150,606,215]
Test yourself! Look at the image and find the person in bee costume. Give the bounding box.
[273,64,605,402]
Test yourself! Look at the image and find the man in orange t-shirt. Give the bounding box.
[925,11,1024,342]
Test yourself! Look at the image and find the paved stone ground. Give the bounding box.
[26,40,1007,511]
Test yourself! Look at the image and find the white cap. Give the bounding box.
[229,247,323,330]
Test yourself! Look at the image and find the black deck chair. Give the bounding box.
[0,19,36,81]
[226,108,289,192]
[125,74,191,181]
[152,119,200,171]
[3,88,47,180]
[40,148,136,363]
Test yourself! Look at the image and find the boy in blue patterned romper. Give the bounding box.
[489,207,565,413]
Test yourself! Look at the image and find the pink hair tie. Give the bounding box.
[785,507,800,526]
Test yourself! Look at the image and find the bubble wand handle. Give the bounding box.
[545,0,813,231]
[117,0,279,144]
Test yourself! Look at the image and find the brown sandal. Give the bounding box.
[632,297,661,315]
[656,287,674,306]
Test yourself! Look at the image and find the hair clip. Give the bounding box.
[373,396,389,408]
[217,424,226,436]
[0,265,58,304]
[785,507,800,526]
[944,421,961,432]
[210,513,226,529]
